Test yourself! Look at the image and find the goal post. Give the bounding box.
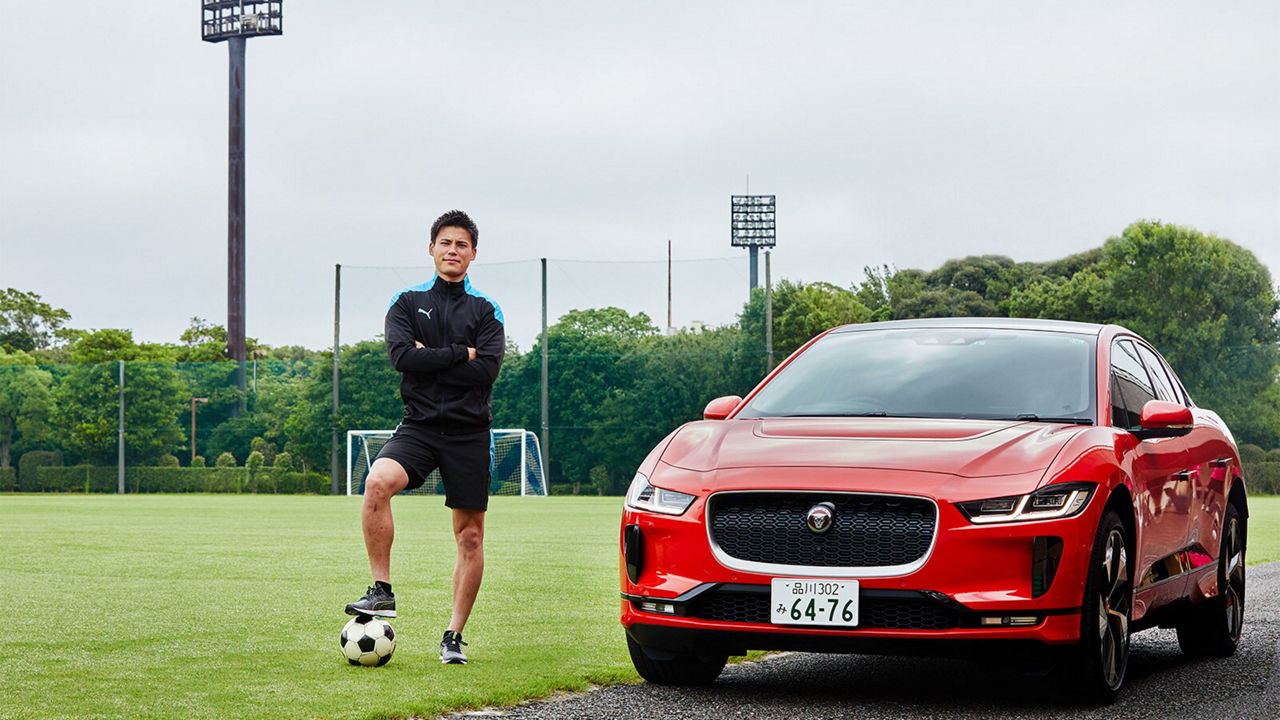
[346,428,547,497]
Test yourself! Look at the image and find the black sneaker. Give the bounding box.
[345,585,396,617]
[439,630,468,664]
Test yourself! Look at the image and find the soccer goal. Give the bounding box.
[346,428,547,497]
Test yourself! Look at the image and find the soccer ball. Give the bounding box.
[340,616,395,666]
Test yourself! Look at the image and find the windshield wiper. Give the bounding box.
[1010,414,1093,425]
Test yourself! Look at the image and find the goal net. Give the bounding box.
[346,428,547,497]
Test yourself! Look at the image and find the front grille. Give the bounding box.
[688,587,961,629]
[708,492,936,568]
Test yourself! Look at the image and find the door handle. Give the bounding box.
[1174,470,1198,482]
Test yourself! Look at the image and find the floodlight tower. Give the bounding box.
[730,195,776,291]
[202,1,282,405]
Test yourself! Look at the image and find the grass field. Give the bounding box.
[1,494,1277,720]
[0,495,633,720]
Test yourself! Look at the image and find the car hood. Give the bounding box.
[659,417,1085,478]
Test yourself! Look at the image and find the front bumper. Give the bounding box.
[619,479,1101,650]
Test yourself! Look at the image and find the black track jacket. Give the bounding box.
[384,275,505,431]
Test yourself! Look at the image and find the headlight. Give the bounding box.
[956,482,1096,524]
[625,473,695,516]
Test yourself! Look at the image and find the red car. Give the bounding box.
[620,318,1248,703]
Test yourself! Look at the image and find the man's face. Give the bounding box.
[429,226,477,282]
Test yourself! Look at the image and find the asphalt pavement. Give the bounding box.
[443,561,1280,719]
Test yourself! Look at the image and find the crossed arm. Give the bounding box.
[384,296,504,387]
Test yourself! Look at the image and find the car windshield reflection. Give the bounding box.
[738,328,1096,424]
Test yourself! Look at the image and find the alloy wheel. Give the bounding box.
[1223,515,1245,643]
[1097,528,1130,689]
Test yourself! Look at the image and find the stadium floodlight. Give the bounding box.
[201,1,283,42]
[730,194,776,290]
[202,1,283,408]
[347,429,548,497]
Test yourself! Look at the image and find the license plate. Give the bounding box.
[770,578,859,627]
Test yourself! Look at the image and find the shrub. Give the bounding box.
[215,452,237,468]
[19,450,63,491]
[0,466,15,491]
[35,465,116,493]
[159,454,180,467]
[246,450,265,474]
[1246,463,1280,496]
[32,466,330,494]
[191,455,206,468]
[1238,444,1266,465]
[250,436,278,466]
[1268,448,1280,462]
[272,452,292,471]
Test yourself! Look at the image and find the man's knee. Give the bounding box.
[456,524,483,554]
[365,463,408,502]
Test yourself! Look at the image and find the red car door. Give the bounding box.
[1110,339,1190,613]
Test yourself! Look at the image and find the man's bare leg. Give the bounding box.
[362,458,409,582]
[447,508,486,633]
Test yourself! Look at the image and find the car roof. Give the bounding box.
[829,317,1107,336]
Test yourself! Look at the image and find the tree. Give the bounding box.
[285,340,403,474]
[52,330,185,465]
[0,289,71,353]
[1096,222,1279,445]
[0,349,55,467]
[588,325,758,493]
[739,280,872,362]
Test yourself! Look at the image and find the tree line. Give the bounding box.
[2,221,1277,494]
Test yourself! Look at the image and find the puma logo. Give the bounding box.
[418,308,433,318]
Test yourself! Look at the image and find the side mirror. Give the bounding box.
[1135,400,1193,439]
[703,395,742,421]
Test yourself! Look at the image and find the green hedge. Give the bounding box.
[1244,461,1280,496]
[32,466,329,494]
[0,466,15,492]
[18,451,63,491]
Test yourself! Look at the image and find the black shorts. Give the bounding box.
[375,423,493,511]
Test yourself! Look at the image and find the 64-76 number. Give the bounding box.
[789,597,855,623]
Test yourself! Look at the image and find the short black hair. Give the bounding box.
[430,209,479,248]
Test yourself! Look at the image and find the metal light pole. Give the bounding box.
[730,195,776,295]
[202,2,283,410]
[191,397,210,463]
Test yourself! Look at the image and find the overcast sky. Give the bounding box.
[2,1,1277,351]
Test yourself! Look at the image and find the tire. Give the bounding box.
[1176,503,1246,658]
[625,633,726,686]
[1072,510,1132,705]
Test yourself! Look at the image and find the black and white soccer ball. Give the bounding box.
[340,616,395,666]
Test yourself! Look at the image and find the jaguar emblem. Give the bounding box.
[806,502,835,533]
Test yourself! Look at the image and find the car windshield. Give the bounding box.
[738,327,1096,423]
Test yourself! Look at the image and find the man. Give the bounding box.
[345,209,504,665]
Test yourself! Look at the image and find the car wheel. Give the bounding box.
[1073,510,1131,705]
[625,633,726,685]
[1176,503,1246,658]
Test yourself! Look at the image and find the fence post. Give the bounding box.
[540,258,550,486]
[117,360,125,494]
[331,263,342,494]
[765,251,774,372]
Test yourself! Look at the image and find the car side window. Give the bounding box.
[1110,375,1130,428]
[1110,340,1155,430]
[1135,343,1179,405]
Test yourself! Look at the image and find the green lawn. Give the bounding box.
[0,495,634,720]
[1246,495,1280,564]
[1,494,1277,720]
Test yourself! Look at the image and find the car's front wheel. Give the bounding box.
[626,633,726,685]
[1176,502,1246,657]
[1073,510,1131,705]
